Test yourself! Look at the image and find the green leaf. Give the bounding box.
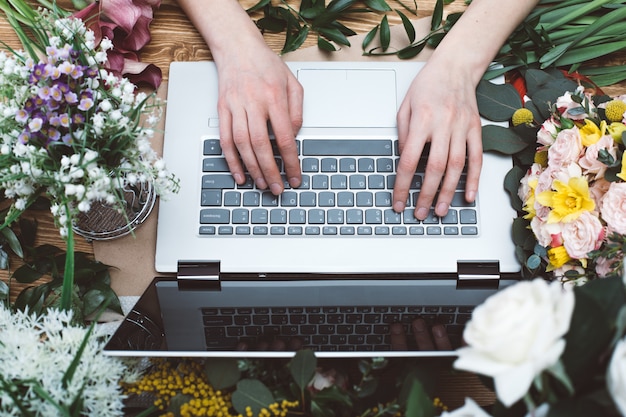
[504,165,525,212]
[205,358,241,390]
[397,41,426,59]
[562,276,626,385]
[246,0,270,13]
[0,249,8,270]
[290,349,316,390]
[404,376,436,417]
[482,125,529,155]
[396,9,415,43]
[13,263,44,283]
[364,0,391,12]
[317,26,350,46]
[362,24,379,50]
[231,379,275,416]
[476,79,523,122]
[167,393,194,416]
[430,0,443,31]
[1,227,23,258]
[379,15,390,51]
[317,35,337,51]
[0,279,9,303]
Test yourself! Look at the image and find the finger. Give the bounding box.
[230,109,268,190]
[392,132,424,214]
[287,75,304,134]
[396,101,411,156]
[249,112,283,194]
[390,322,409,351]
[217,107,246,185]
[269,112,301,189]
[415,138,448,221]
[412,318,435,351]
[433,135,466,218]
[271,338,286,351]
[464,119,483,204]
[431,324,453,351]
[288,337,304,351]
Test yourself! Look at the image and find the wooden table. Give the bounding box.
[1,0,625,411]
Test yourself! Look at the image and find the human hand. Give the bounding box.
[214,36,303,195]
[392,61,483,221]
[390,318,453,351]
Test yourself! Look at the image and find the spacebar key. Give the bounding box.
[303,139,392,156]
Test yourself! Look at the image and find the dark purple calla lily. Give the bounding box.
[73,0,162,89]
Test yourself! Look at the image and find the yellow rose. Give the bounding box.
[607,122,626,143]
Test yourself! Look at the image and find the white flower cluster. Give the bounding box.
[0,305,129,416]
[0,15,179,236]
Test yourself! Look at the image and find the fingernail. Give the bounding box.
[256,177,267,189]
[270,182,283,195]
[436,202,449,215]
[233,173,243,184]
[289,177,301,188]
[432,325,446,339]
[413,318,427,332]
[393,201,405,213]
[467,190,476,202]
[416,207,429,220]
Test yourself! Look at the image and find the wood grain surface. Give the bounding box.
[1,0,625,410]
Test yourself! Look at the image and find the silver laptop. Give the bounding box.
[105,61,520,358]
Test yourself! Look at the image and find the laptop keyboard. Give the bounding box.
[202,304,472,351]
[199,137,479,237]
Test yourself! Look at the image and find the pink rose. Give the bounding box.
[537,118,559,146]
[600,182,626,234]
[531,216,562,247]
[518,163,543,203]
[556,90,593,120]
[561,211,604,259]
[595,256,620,278]
[589,178,611,206]
[548,128,583,168]
[579,135,617,179]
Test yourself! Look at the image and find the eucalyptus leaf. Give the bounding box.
[504,165,525,212]
[526,253,542,270]
[482,125,529,155]
[205,358,241,390]
[317,27,350,46]
[246,0,270,13]
[511,217,532,248]
[290,349,316,390]
[0,279,8,302]
[0,249,8,270]
[231,379,275,416]
[167,394,193,417]
[476,79,522,122]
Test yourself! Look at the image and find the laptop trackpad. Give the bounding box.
[297,69,397,128]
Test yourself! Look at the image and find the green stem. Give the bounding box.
[60,206,75,311]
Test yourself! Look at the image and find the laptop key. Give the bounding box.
[201,190,222,206]
[203,158,230,172]
[203,139,222,155]
[202,174,235,189]
[303,139,392,156]
[200,209,229,224]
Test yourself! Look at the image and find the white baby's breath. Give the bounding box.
[0,305,130,416]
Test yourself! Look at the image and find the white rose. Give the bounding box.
[561,211,604,259]
[440,398,492,417]
[600,182,626,234]
[453,279,575,407]
[607,337,626,416]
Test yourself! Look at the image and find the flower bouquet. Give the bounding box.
[476,68,626,283]
[0,0,179,312]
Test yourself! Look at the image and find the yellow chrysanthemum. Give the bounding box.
[618,153,626,182]
[511,108,534,127]
[579,119,607,146]
[607,122,626,143]
[547,246,571,270]
[536,177,595,223]
[605,99,626,122]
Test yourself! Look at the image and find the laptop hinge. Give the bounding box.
[456,261,500,290]
[177,260,221,291]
